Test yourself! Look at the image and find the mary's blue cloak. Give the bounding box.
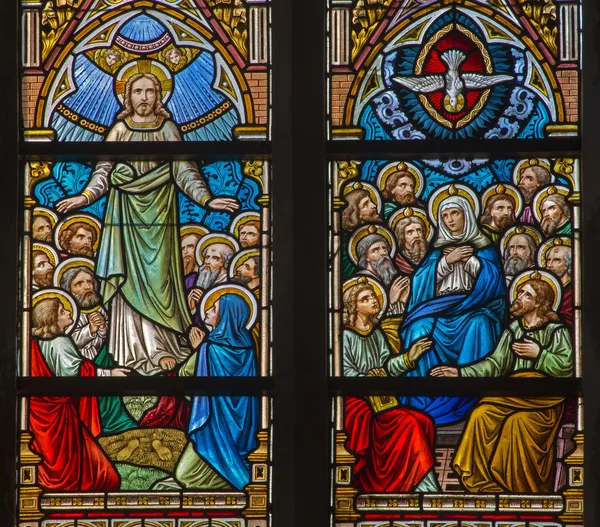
[399,246,507,424]
[188,294,260,490]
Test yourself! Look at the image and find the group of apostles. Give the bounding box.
[340,159,575,496]
[28,204,263,493]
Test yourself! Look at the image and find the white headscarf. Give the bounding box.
[434,195,490,248]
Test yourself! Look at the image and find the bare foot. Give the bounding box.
[159,356,177,371]
[116,438,140,461]
[152,439,173,461]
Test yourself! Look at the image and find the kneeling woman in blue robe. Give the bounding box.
[399,194,506,424]
[157,292,259,491]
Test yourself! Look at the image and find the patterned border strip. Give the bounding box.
[40,491,246,510]
[55,104,108,135]
[356,493,563,513]
[180,101,233,133]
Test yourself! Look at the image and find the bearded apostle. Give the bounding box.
[399,186,506,424]
[342,277,439,493]
[431,273,573,493]
[29,293,128,491]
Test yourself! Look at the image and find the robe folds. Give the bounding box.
[399,245,506,424]
[345,397,436,492]
[454,374,565,493]
[85,120,212,375]
[185,295,260,490]
[29,339,119,491]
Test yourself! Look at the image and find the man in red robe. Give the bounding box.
[29,296,125,491]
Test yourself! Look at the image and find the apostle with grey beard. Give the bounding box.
[502,233,537,285]
[187,242,236,315]
[60,265,108,361]
[355,233,410,315]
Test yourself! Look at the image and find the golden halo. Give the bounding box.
[52,257,95,288]
[512,158,554,186]
[342,181,382,215]
[388,206,433,243]
[229,212,261,239]
[180,224,209,241]
[375,161,424,199]
[32,288,79,335]
[54,214,102,254]
[481,183,524,218]
[195,233,240,267]
[348,224,397,266]
[500,225,543,253]
[509,270,562,312]
[32,207,59,229]
[32,243,60,268]
[537,237,572,268]
[428,184,479,225]
[532,185,570,225]
[229,249,260,279]
[115,59,174,103]
[342,276,388,319]
[199,284,258,330]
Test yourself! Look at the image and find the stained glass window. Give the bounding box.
[328,1,584,526]
[328,1,580,141]
[17,1,273,525]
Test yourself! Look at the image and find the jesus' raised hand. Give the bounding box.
[208,197,240,213]
[56,194,88,213]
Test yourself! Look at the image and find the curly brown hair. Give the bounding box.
[116,73,171,121]
[382,170,416,201]
[31,297,62,338]
[343,283,379,328]
[525,279,560,324]
[58,222,98,254]
[480,193,517,227]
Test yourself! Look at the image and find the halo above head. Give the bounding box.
[32,207,59,229]
[348,224,397,266]
[32,243,60,268]
[32,288,79,335]
[229,249,261,279]
[53,257,95,288]
[195,233,241,267]
[428,184,479,225]
[500,225,543,253]
[509,270,562,312]
[199,284,258,330]
[512,158,554,186]
[532,185,571,225]
[376,161,425,199]
[229,212,261,238]
[537,237,572,268]
[388,206,434,243]
[54,214,102,254]
[115,59,174,103]
[481,183,524,218]
[342,275,388,319]
[342,181,382,214]
[180,224,209,241]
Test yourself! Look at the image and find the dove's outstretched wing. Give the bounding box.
[393,75,445,93]
[462,73,513,89]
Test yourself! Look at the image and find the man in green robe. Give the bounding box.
[431,275,573,493]
[57,72,239,375]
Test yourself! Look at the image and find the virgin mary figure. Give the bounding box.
[155,287,260,491]
[399,187,506,424]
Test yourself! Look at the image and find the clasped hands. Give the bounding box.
[443,245,473,265]
[389,276,411,305]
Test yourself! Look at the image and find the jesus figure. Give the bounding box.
[57,72,239,375]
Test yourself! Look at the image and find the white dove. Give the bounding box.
[393,49,513,113]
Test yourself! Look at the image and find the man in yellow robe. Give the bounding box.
[431,274,573,493]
